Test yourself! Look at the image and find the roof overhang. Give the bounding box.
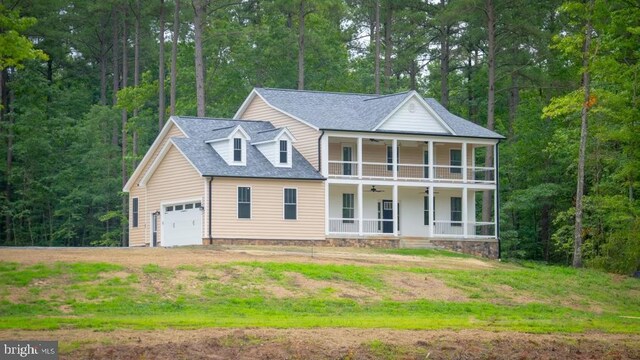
[233,88,320,131]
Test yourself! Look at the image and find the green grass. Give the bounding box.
[0,258,639,334]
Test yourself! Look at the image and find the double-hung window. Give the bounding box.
[284,188,297,220]
[451,197,462,226]
[342,193,354,223]
[279,140,288,164]
[132,198,139,227]
[233,138,242,162]
[238,187,251,219]
[423,196,429,226]
[450,149,461,174]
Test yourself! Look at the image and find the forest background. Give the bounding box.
[0,0,638,274]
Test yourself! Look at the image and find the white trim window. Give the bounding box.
[237,187,251,219]
[450,149,462,174]
[451,196,462,226]
[342,193,354,223]
[279,140,288,164]
[233,138,243,162]
[284,188,297,220]
[132,198,139,228]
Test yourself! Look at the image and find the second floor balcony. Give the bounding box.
[325,136,496,184]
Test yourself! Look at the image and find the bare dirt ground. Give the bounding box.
[0,245,497,270]
[2,246,639,359]
[1,328,638,360]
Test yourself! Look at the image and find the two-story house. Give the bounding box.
[123,88,504,257]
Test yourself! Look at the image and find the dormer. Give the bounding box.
[205,125,251,166]
[251,127,296,168]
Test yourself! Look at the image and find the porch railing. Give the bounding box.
[433,220,464,236]
[328,161,358,177]
[469,222,496,237]
[328,218,359,233]
[363,218,394,234]
[327,161,494,183]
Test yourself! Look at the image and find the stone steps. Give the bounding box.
[400,238,437,249]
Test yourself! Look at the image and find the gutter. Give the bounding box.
[208,177,213,243]
[318,130,325,173]
[496,142,501,260]
[320,128,505,141]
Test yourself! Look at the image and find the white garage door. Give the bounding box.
[162,201,202,246]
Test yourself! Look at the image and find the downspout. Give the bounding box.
[496,142,501,260]
[208,176,213,244]
[317,130,325,173]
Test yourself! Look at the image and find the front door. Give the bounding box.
[382,200,393,233]
[152,212,159,247]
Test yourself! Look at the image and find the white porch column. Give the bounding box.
[357,137,363,179]
[462,142,468,182]
[324,182,330,235]
[428,185,434,237]
[320,133,329,176]
[494,144,499,238]
[392,139,398,180]
[428,141,434,180]
[392,184,398,236]
[462,187,468,238]
[357,183,364,236]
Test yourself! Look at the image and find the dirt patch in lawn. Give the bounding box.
[0,246,500,271]
[286,272,381,301]
[384,272,468,302]
[1,328,637,360]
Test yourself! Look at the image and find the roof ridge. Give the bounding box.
[256,128,281,134]
[362,91,412,102]
[258,87,411,98]
[209,125,236,132]
[174,116,270,124]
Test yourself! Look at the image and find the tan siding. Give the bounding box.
[212,178,325,240]
[141,145,204,246]
[240,96,320,169]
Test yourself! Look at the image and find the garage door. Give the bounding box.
[162,201,202,246]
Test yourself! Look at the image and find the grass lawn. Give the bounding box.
[0,247,639,334]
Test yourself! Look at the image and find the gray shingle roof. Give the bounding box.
[250,128,282,144]
[171,117,323,180]
[254,88,504,139]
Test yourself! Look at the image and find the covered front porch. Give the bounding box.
[326,183,496,239]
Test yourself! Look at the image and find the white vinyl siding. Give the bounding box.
[378,97,449,133]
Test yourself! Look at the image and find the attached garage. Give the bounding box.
[162,201,203,246]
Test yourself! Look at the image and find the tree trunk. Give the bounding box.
[482,0,496,226]
[1,69,11,245]
[383,3,393,92]
[99,45,107,106]
[297,0,305,90]
[133,0,141,168]
[574,6,593,268]
[159,0,166,128]
[112,7,119,106]
[439,0,449,108]
[508,72,519,139]
[541,203,550,262]
[170,0,180,116]
[409,59,417,90]
[121,6,129,248]
[374,0,381,95]
[192,0,207,117]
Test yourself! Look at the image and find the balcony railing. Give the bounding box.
[328,161,494,183]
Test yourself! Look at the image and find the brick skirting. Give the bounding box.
[430,239,499,259]
[203,238,401,248]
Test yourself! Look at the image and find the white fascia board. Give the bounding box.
[139,140,203,187]
[230,125,251,141]
[323,130,499,145]
[372,91,456,135]
[123,116,183,192]
[233,89,258,119]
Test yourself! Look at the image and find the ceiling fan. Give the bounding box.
[369,186,385,193]
[417,187,439,194]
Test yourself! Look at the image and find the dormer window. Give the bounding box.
[279,140,288,164]
[234,138,243,162]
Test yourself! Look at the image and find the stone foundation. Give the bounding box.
[430,239,499,259]
[203,237,400,248]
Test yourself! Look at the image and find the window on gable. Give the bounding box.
[233,138,242,162]
[279,140,288,164]
[238,187,251,219]
[284,188,297,220]
[132,198,139,228]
